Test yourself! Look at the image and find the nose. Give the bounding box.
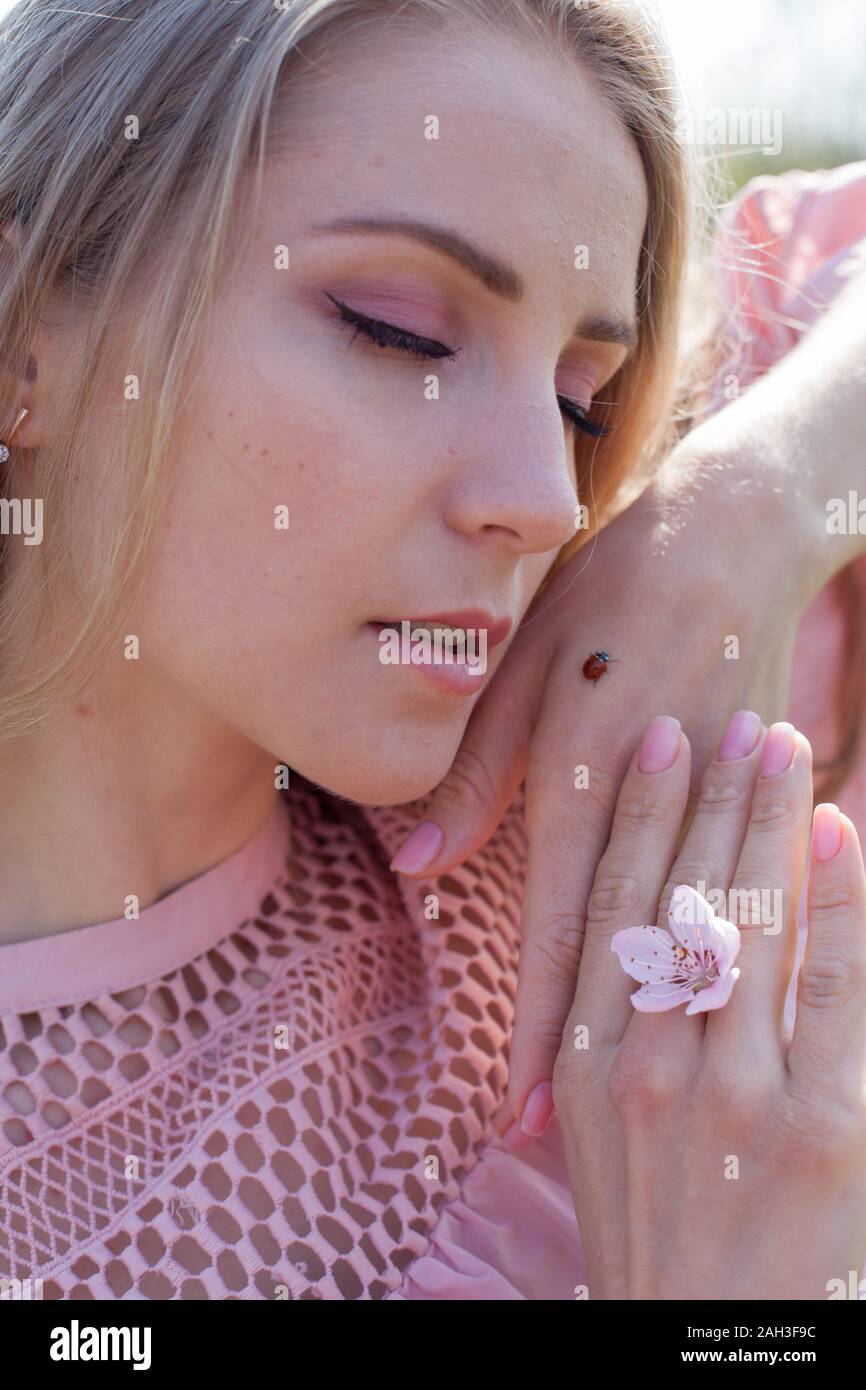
[440,386,581,556]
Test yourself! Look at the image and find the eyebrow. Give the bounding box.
[304,215,638,353]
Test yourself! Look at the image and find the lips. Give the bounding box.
[369,609,512,648]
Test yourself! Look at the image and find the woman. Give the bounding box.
[0,0,863,1300]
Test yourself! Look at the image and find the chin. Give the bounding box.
[291,746,456,810]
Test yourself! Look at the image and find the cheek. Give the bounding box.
[133,365,401,679]
[128,315,466,784]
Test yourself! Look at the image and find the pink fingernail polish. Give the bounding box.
[389,820,444,874]
[812,803,843,862]
[638,715,681,774]
[520,1079,554,1137]
[718,709,762,761]
[760,722,796,778]
[502,1119,533,1153]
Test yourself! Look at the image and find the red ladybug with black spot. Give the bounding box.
[582,650,619,684]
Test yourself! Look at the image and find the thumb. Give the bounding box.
[388,642,547,877]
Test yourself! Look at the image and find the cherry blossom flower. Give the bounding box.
[611,883,741,1014]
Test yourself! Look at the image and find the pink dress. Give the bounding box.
[1,164,865,1301]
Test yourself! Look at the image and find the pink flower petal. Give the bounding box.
[668,884,741,975]
[613,888,742,1015]
[711,917,741,974]
[610,926,680,983]
[667,884,714,956]
[684,966,740,1015]
[630,979,699,1012]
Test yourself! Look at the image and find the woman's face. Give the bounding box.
[121,23,647,805]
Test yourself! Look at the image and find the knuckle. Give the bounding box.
[727,882,784,929]
[615,786,670,831]
[524,912,585,987]
[694,770,748,816]
[747,793,796,836]
[797,952,866,1009]
[552,1040,590,1100]
[808,880,862,919]
[435,744,497,813]
[586,870,644,929]
[607,1048,678,1111]
[552,1020,604,1101]
[518,996,579,1059]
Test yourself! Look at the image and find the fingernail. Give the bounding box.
[502,1119,533,1153]
[638,715,681,774]
[389,819,444,874]
[718,709,762,761]
[760,721,796,778]
[520,1079,554,1137]
[812,802,842,862]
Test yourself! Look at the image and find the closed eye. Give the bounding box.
[556,396,610,438]
[325,291,611,438]
[324,292,458,360]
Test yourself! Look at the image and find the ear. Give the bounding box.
[0,382,41,452]
[1,221,47,450]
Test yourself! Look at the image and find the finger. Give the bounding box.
[787,807,866,1106]
[483,639,639,1128]
[563,715,691,1054]
[508,771,621,1129]
[388,623,552,877]
[504,706,636,1130]
[656,712,767,925]
[710,722,813,1055]
[626,710,767,1060]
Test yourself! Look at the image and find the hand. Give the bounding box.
[553,711,866,1299]
[389,446,812,1135]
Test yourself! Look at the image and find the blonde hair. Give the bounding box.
[0,0,853,798]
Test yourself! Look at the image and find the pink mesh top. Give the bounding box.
[2,164,866,1301]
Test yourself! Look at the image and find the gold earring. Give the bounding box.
[0,407,29,464]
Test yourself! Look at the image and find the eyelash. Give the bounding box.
[324,292,610,438]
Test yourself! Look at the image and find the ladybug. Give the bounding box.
[582,650,618,684]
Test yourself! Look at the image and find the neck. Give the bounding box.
[0,660,277,946]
